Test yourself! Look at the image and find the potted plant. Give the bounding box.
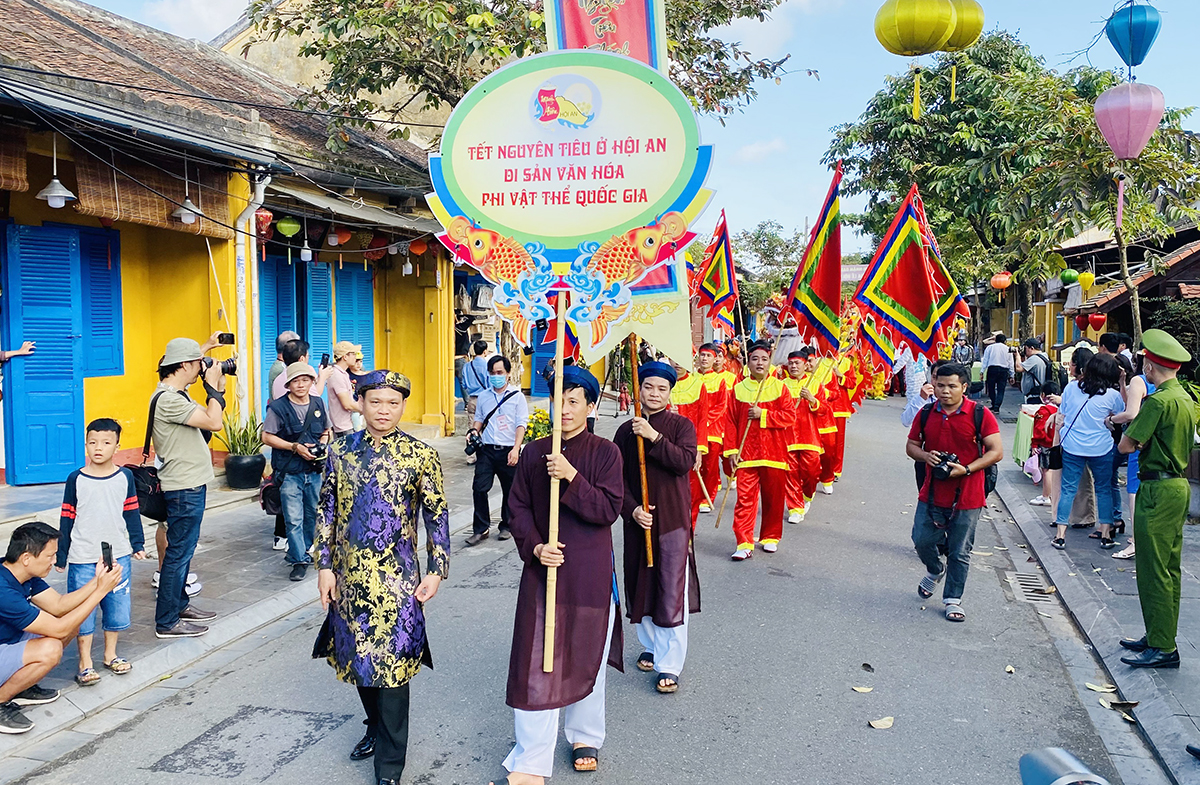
[215,412,266,490]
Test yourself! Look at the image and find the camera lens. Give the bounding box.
[221,358,238,376]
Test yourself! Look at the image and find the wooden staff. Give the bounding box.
[693,466,714,506]
[714,374,770,529]
[543,293,567,673]
[627,334,655,568]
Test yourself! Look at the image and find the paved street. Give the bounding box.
[11,398,1157,784]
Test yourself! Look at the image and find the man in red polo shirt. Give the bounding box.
[905,362,1003,623]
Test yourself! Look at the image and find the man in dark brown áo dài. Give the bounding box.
[614,361,701,695]
[493,366,624,785]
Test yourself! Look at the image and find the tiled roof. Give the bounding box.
[0,0,428,188]
[1066,239,1200,314]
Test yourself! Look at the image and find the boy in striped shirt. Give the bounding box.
[57,419,145,686]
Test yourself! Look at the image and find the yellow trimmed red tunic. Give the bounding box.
[671,372,710,454]
[721,376,795,470]
[781,377,823,453]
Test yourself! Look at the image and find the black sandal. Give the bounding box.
[636,652,654,672]
[656,673,679,693]
[572,746,599,772]
[1052,538,1066,550]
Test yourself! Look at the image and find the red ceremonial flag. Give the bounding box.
[696,211,738,314]
[853,184,970,365]
[783,163,843,354]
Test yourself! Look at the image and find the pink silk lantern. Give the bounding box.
[1095,82,1164,229]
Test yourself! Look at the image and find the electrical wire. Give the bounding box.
[0,62,448,128]
[1,83,437,254]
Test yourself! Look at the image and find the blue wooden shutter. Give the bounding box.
[78,228,123,377]
[306,263,333,366]
[3,225,84,484]
[259,253,279,406]
[532,325,554,397]
[335,265,376,367]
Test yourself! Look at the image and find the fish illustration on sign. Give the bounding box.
[446,216,536,284]
[586,211,688,285]
[535,86,595,129]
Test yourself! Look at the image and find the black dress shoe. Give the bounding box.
[180,606,217,622]
[1119,635,1149,652]
[464,532,489,547]
[1187,744,1200,760]
[378,779,398,785]
[1121,647,1180,669]
[349,731,375,760]
[497,529,512,541]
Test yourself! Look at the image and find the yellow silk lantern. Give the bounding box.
[875,0,959,119]
[941,0,985,103]
[1078,271,1096,291]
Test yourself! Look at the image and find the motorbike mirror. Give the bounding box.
[1019,748,1109,785]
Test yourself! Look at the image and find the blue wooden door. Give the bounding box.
[335,265,375,368]
[3,225,84,484]
[305,263,333,367]
[259,253,296,406]
[532,325,554,397]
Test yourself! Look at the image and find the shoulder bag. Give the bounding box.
[465,389,521,455]
[129,391,169,522]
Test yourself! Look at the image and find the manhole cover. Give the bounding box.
[1006,571,1055,604]
[151,706,351,780]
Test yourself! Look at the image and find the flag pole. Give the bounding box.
[627,334,655,568]
[543,293,567,673]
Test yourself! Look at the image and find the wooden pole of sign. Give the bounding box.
[626,334,655,568]
[713,374,769,530]
[543,293,567,674]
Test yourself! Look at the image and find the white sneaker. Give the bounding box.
[820,483,833,495]
[787,510,801,524]
[760,541,778,553]
[699,503,712,513]
[729,479,737,490]
[731,548,752,561]
[272,537,287,551]
[152,571,201,590]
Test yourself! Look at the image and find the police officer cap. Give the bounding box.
[1140,329,1191,369]
[639,361,677,388]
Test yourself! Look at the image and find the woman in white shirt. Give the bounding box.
[1051,353,1125,551]
[980,333,1014,412]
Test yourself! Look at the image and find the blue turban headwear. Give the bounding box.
[355,369,412,398]
[639,361,677,388]
[556,365,600,404]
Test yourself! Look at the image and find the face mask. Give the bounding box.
[489,374,508,389]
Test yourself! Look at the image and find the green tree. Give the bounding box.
[247,0,792,147]
[993,67,1200,343]
[731,220,806,313]
[824,33,1052,341]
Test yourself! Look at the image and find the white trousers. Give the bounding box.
[635,565,690,676]
[504,602,616,778]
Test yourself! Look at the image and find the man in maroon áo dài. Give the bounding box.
[494,366,624,785]
[314,371,450,785]
[614,361,701,695]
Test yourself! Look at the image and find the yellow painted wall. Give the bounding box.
[9,152,246,464]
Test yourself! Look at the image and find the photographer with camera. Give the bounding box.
[262,363,332,581]
[906,363,1003,623]
[151,336,227,638]
[464,355,527,547]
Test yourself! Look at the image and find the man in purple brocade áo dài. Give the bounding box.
[493,366,626,785]
[313,370,450,785]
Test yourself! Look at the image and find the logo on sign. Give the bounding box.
[531,76,598,129]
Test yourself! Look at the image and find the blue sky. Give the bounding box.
[91,0,1199,251]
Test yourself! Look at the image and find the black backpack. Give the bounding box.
[914,402,998,498]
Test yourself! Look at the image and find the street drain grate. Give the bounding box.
[1007,571,1055,604]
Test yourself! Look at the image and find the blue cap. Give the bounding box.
[557,365,600,404]
[639,361,677,388]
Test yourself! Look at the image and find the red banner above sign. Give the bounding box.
[545,0,668,74]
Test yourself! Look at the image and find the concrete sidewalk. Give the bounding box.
[0,435,489,773]
[995,449,1200,784]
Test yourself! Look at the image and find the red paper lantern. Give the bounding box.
[364,235,389,262]
[1088,313,1108,331]
[1074,315,1090,331]
[255,208,274,241]
[409,238,428,256]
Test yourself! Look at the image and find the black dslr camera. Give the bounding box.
[464,429,484,456]
[308,443,328,461]
[931,452,959,481]
[201,356,238,375]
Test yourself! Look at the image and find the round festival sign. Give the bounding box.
[428,49,713,346]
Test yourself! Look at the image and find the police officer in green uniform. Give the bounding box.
[1116,329,1196,670]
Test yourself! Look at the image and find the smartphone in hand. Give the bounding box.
[101,541,113,571]
[217,332,235,345]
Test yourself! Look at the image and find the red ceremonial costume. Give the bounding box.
[723,375,795,552]
[807,367,839,485]
[700,370,729,502]
[670,371,710,528]
[827,358,856,479]
[782,376,822,515]
[717,368,738,480]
